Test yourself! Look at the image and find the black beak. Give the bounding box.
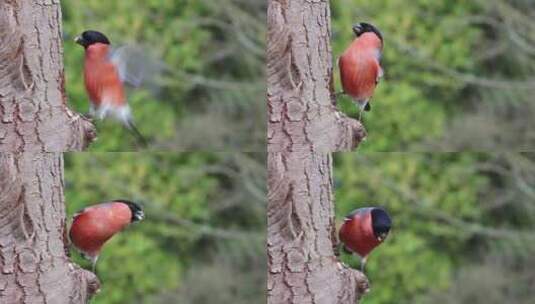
[352,23,363,36]
[74,35,84,46]
[134,211,145,222]
[377,232,388,242]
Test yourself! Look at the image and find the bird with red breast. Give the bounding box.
[75,30,151,146]
[339,207,392,271]
[338,22,384,120]
[69,199,144,272]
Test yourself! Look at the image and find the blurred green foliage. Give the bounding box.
[335,152,535,304]
[332,1,535,303]
[335,153,488,303]
[58,1,535,304]
[333,0,535,151]
[64,153,265,303]
[62,0,265,151]
[332,0,482,151]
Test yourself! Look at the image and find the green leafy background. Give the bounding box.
[60,0,535,303]
[62,0,265,151]
[64,153,265,303]
[331,0,535,303]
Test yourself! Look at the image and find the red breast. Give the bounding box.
[69,202,133,257]
[339,208,381,257]
[339,33,382,101]
[84,43,126,107]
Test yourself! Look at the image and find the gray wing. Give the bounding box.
[110,45,165,88]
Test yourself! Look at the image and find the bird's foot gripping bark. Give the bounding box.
[81,112,94,121]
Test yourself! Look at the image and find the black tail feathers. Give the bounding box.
[125,119,148,148]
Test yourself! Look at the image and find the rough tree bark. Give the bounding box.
[268,153,369,304]
[267,0,366,153]
[0,2,99,302]
[0,154,100,303]
[0,1,95,152]
[267,0,369,303]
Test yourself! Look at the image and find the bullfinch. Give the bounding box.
[69,200,144,272]
[338,22,384,120]
[75,30,148,146]
[339,207,391,271]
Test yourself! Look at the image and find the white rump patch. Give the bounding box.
[110,45,165,89]
[92,103,132,124]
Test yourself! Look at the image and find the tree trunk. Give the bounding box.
[0,2,97,301]
[267,0,365,153]
[267,0,368,304]
[0,153,99,303]
[0,2,95,152]
[267,153,368,304]
[267,0,368,302]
